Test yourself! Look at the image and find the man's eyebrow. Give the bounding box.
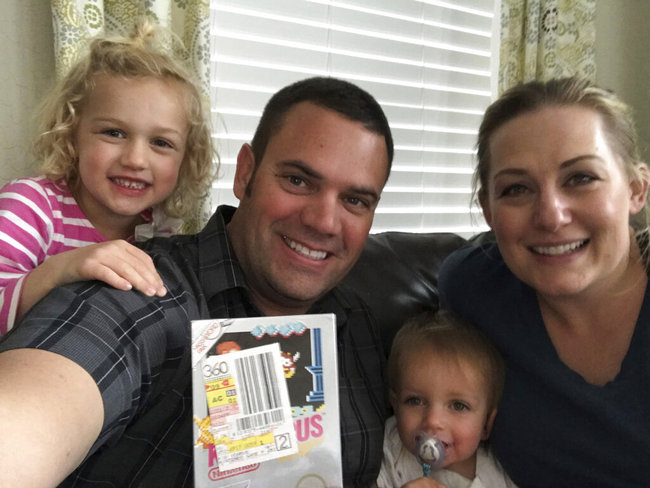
[281,160,380,201]
[348,185,380,203]
[281,160,323,179]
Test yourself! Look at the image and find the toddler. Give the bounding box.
[376,309,516,488]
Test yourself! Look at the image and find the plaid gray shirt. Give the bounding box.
[0,206,387,487]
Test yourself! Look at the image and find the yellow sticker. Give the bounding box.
[206,376,237,407]
[227,432,274,453]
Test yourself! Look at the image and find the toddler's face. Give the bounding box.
[391,348,495,479]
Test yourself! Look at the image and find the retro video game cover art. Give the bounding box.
[191,314,342,488]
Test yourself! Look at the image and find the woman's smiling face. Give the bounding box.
[481,105,648,300]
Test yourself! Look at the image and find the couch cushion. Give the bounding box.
[342,231,468,353]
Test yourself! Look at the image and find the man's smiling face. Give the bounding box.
[228,101,388,316]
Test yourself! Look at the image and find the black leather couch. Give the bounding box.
[341,231,470,354]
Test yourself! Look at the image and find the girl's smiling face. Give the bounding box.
[74,74,188,237]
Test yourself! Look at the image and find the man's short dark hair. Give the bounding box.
[250,77,394,180]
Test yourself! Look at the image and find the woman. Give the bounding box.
[439,77,650,486]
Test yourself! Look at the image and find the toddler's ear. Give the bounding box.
[482,408,497,440]
[388,390,398,413]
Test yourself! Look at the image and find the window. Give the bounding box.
[209,0,497,236]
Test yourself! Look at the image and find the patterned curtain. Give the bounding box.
[50,0,212,232]
[51,0,210,95]
[498,0,596,94]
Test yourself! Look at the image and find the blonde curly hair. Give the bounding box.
[34,19,217,220]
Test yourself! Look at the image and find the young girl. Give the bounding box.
[376,309,516,488]
[0,20,215,335]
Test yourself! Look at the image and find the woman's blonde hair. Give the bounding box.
[474,77,649,233]
[34,19,216,219]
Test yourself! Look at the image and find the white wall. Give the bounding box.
[1,1,649,184]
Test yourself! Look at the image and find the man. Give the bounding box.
[0,77,393,487]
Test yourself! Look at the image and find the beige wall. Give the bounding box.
[1,1,649,185]
[595,0,650,162]
[0,0,54,185]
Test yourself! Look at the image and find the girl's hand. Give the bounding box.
[18,240,166,321]
[57,240,167,296]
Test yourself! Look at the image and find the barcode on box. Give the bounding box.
[201,342,297,467]
[235,352,282,415]
[236,408,285,432]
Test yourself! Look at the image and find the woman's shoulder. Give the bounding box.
[439,240,523,316]
[440,241,505,285]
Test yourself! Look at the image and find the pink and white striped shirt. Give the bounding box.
[0,176,184,335]
[0,177,108,334]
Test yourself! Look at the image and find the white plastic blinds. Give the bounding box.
[209,0,497,236]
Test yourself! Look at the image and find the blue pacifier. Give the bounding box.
[415,432,445,477]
